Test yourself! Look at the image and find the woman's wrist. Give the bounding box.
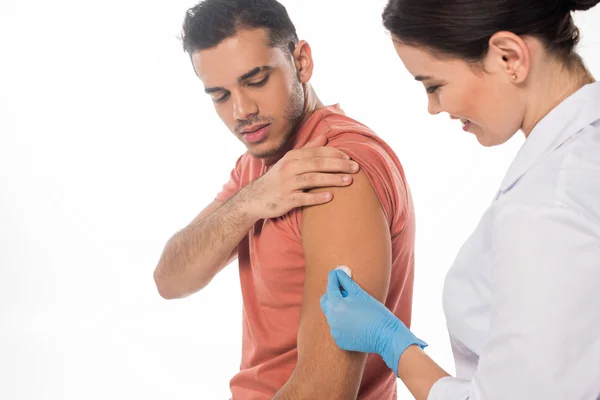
[396,345,451,400]
[379,318,428,375]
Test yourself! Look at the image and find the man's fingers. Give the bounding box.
[303,135,327,149]
[295,157,360,175]
[312,146,351,160]
[294,172,353,190]
[291,145,351,160]
[291,192,333,208]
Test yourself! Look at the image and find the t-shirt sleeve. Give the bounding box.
[215,155,244,203]
[327,134,411,234]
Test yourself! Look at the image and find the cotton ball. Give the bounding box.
[335,265,352,278]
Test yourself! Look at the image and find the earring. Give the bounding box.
[512,73,517,80]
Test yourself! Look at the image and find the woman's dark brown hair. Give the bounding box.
[382,0,600,63]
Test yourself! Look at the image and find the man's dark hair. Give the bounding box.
[181,0,299,55]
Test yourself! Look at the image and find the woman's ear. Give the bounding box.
[486,31,531,83]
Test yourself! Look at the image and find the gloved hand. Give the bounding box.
[320,269,427,376]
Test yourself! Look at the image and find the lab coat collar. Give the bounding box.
[498,81,600,194]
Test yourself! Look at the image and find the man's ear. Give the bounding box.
[292,40,314,84]
[485,31,531,84]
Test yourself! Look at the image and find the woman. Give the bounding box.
[320,0,600,399]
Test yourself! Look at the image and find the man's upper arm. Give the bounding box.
[278,169,392,399]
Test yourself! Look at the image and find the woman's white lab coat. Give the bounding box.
[429,82,600,400]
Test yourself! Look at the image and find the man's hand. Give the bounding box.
[241,136,360,220]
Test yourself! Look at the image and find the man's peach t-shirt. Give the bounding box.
[216,105,416,399]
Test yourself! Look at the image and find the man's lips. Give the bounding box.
[241,123,270,134]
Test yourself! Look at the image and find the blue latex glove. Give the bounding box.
[320,269,427,376]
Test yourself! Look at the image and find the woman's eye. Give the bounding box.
[426,85,441,94]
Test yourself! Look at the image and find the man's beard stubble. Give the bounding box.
[250,79,306,161]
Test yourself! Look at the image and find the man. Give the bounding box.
[153,0,416,398]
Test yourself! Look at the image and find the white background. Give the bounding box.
[1,0,599,399]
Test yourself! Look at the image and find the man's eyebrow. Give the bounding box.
[238,66,273,82]
[204,86,224,94]
[415,75,433,82]
[204,66,274,94]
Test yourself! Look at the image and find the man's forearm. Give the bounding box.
[154,191,257,298]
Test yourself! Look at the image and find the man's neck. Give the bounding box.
[300,84,325,125]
